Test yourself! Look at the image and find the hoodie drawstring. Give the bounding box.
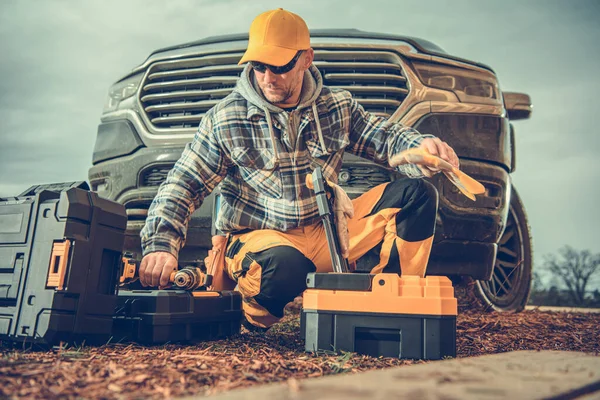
[264,108,280,163]
[312,103,327,154]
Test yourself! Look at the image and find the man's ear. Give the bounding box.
[303,48,315,69]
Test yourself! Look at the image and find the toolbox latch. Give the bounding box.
[120,254,138,284]
[46,239,71,290]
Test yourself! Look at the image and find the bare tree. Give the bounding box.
[542,246,600,306]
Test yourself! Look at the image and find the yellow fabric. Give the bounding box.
[243,298,281,328]
[397,236,434,277]
[236,260,262,298]
[369,216,401,274]
[238,8,310,66]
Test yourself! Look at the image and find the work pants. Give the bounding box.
[223,178,439,328]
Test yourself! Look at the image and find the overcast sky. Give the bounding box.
[1,0,599,287]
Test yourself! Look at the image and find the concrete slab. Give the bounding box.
[192,351,600,400]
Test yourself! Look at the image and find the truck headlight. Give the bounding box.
[103,73,143,113]
[92,120,143,164]
[412,61,499,103]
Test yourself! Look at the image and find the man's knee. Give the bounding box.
[371,178,438,214]
[414,179,439,210]
[250,246,316,318]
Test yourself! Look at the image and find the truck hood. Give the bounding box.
[133,29,493,75]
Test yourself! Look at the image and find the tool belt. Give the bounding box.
[204,234,237,291]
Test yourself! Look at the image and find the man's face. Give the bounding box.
[253,49,314,105]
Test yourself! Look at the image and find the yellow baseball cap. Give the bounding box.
[238,8,310,67]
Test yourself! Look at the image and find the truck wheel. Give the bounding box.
[473,187,533,312]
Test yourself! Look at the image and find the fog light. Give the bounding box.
[338,170,351,184]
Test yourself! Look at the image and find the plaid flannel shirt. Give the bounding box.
[141,72,432,257]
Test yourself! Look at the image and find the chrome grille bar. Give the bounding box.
[147,64,244,81]
[145,99,220,113]
[141,88,232,103]
[151,114,205,125]
[143,76,238,92]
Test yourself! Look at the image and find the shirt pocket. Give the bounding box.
[305,128,350,159]
[230,147,283,199]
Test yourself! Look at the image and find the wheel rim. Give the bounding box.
[477,202,526,308]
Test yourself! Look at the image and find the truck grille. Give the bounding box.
[140,47,409,131]
[140,164,173,187]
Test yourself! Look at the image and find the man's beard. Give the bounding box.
[262,84,294,104]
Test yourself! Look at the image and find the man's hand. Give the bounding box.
[416,138,459,177]
[389,145,485,201]
[139,251,178,289]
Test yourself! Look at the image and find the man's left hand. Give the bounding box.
[416,138,459,177]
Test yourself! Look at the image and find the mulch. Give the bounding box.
[1,308,599,399]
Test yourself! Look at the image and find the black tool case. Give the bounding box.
[0,182,127,346]
[301,308,456,360]
[112,290,243,344]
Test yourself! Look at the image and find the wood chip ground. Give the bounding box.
[1,308,598,399]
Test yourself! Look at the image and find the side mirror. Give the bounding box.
[504,92,532,120]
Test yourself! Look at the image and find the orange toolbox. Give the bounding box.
[301,272,457,360]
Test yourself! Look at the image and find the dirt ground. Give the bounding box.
[1,307,599,399]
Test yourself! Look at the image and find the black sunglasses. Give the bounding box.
[250,51,304,75]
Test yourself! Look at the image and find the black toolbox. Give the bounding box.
[112,289,243,344]
[0,182,127,346]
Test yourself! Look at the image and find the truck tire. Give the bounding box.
[472,186,533,312]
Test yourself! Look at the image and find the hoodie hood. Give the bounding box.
[234,64,324,113]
